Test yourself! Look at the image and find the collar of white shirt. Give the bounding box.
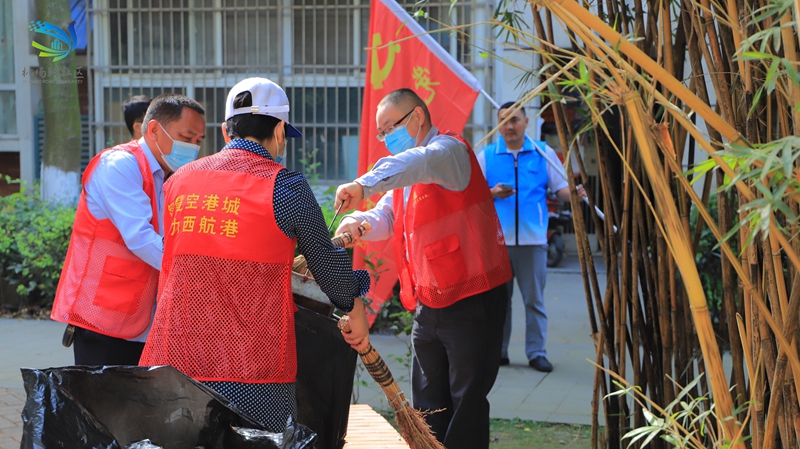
[419,125,439,147]
[138,137,164,178]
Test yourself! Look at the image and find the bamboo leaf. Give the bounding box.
[739,197,770,211]
[640,429,662,447]
[782,57,800,84]
[623,426,663,447]
[765,57,780,93]
[749,84,766,116]
[682,160,718,184]
[719,214,751,252]
[665,373,704,411]
[642,409,664,426]
[772,27,782,52]
[737,51,773,61]
[774,200,797,222]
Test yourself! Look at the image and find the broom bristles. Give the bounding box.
[394,405,446,449]
[339,316,446,449]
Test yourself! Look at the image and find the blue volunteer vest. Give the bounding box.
[484,136,549,246]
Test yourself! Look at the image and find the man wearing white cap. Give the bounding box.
[140,77,371,432]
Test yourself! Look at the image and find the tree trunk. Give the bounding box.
[36,0,81,205]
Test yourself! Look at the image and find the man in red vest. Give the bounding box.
[140,77,371,432]
[335,88,512,448]
[51,94,206,366]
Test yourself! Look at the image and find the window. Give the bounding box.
[102,87,183,147]
[91,1,487,181]
[222,1,280,70]
[293,0,360,71]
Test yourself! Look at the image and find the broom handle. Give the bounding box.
[338,316,404,397]
[331,221,372,248]
[294,221,372,275]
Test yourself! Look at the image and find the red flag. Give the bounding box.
[355,0,482,324]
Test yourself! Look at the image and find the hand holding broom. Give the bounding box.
[292,221,372,275]
[339,316,445,449]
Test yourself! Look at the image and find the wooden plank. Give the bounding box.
[343,404,409,448]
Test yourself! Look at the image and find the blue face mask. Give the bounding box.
[384,115,419,155]
[273,126,287,164]
[156,122,200,172]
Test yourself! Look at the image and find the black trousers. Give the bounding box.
[411,283,508,449]
[73,326,146,366]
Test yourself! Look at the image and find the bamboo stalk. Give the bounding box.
[621,90,743,446]
[762,271,800,448]
[695,0,737,124]
[725,0,746,77]
[716,184,748,417]
[630,213,648,438]
[779,8,800,138]
[528,11,625,405]
[515,1,800,443]
[536,0,746,145]
[654,109,800,375]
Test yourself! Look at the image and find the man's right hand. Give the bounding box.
[335,182,365,211]
[335,216,364,248]
[490,182,515,199]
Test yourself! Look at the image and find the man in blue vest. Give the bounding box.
[477,101,586,372]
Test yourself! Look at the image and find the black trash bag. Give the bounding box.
[294,306,358,449]
[20,365,316,449]
[125,440,161,449]
[122,417,317,449]
[225,416,317,449]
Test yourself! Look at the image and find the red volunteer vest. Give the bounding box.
[51,141,160,339]
[139,148,297,384]
[393,131,512,311]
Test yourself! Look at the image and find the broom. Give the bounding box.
[292,221,372,275]
[338,315,445,449]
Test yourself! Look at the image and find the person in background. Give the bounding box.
[122,95,152,140]
[477,101,586,373]
[51,94,206,365]
[334,88,511,449]
[139,78,371,432]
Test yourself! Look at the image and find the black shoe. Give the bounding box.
[529,356,553,372]
[499,357,510,366]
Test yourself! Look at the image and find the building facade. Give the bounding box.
[4,0,566,185]
[4,0,602,248]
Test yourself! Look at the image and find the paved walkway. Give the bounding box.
[0,253,606,448]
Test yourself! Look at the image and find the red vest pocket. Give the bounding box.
[92,256,150,315]
[423,234,468,290]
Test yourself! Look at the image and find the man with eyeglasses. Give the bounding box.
[335,88,512,449]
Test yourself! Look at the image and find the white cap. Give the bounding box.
[224,77,302,138]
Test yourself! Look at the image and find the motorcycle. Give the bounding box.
[546,192,571,267]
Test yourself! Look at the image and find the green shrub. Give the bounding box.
[0,177,75,310]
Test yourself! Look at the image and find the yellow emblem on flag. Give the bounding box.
[370,33,401,90]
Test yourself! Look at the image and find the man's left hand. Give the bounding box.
[576,184,587,201]
[555,183,588,203]
[342,300,370,352]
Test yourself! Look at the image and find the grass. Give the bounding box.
[375,408,593,448]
